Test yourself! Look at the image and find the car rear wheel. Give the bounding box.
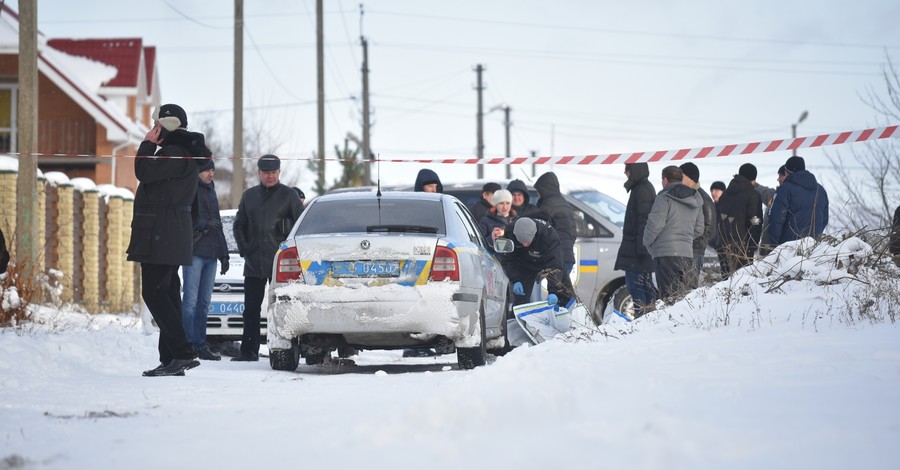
[269,342,300,371]
[457,304,487,369]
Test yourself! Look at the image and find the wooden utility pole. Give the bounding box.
[231,0,244,208]
[475,64,485,179]
[316,0,325,193]
[361,36,371,185]
[16,0,39,275]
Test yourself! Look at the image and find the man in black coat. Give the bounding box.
[614,163,656,314]
[127,103,210,377]
[534,171,576,279]
[716,164,764,275]
[469,182,501,221]
[503,217,574,308]
[232,154,303,361]
[507,179,545,220]
[891,205,900,267]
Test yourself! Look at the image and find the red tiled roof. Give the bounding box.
[143,46,156,90]
[46,38,144,88]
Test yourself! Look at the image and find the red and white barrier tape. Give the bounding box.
[3,125,896,164]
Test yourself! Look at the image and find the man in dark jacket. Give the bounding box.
[507,179,544,219]
[614,163,657,313]
[232,154,303,361]
[503,217,574,308]
[716,164,764,275]
[182,159,229,361]
[679,162,715,278]
[643,166,705,302]
[534,172,576,278]
[469,182,501,221]
[0,227,8,274]
[767,156,829,246]
[414,168,443,193]
[127,103,210,377]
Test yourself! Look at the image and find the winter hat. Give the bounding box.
[493,189,513,205]
[257,154,281,171]
[679,162,700,183]
[154,104,188,131]
[710,181,726,192]
[785,156,806,173]
[777,165,787,176]
[738,163,758,181]
[197,159,215,173]
[482,182,501,194]
[513,217,537,244]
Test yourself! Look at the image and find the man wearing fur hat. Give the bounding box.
[232,154,303,361]
[715,163,764,275]
[679,162,715,278]
[767,156,829,246]
[182,159,229,361]
[127,103,212,377]
[502,217,574,308]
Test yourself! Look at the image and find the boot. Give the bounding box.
[197,347,221,361]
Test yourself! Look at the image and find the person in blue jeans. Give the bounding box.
[614,163,657,316]
[183,159,229,361]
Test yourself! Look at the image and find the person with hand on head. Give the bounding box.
[181,159,229,361]
[232,154,303,361]
[127,103,211,377]
[503,217,574,309]
[470,182,501,222]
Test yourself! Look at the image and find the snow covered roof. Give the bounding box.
[46,38,143,88]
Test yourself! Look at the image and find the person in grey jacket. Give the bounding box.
[679,162,715,278]
[232,154,303,361]
[643,165,705,302]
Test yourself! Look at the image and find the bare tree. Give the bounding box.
[827,52,900,236]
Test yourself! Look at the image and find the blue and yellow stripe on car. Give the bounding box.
[579,259,598,273]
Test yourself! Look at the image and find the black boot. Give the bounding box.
[230,353,259,362]
[142,358,200,377]
[197,347,221,361]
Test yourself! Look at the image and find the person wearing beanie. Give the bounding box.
[470,181,502,221]
[232,154,303,361]
[479,189,516,242]
[710,181,726,203]
[614,162,657,315]
[535,171,576,280]
[182,157,229,361]
[716,164,764,275]
[642,166,704,302]
[501,217,573,308]
[414,168,443,193]
[679,162,715,279]
[128,103,212,377]
[768,155,829,246]
[506,179,542,219]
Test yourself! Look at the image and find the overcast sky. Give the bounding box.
[36,0,900,200]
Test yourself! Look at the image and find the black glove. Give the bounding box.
[208,218,223,232]
[219,257,230,275]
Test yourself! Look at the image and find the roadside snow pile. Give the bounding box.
[580,236,899,340]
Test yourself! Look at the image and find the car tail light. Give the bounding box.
[430,246,459,282]
[275,246,302,283]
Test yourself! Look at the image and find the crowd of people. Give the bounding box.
[62,101,888,375]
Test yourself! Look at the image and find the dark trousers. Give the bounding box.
[241,276,269,357]
[653,256,695,302]
[141,263,194,365]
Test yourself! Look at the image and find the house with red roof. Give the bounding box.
[0,4,161,192]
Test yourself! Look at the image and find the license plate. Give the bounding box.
[208,301,245,315]
[332,260,401,278]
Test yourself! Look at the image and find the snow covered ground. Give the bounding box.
[2,237,899,470]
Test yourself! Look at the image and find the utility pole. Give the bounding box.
[316,0,326,193]
[502,105,511,179]
[360,35,372,184]
[791,110,808,157]
[530,150,537,178]
[231,0,244,208]
[16,0,39,277]
[474,64,485,179]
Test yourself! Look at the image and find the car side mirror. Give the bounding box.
[493,237,514,253]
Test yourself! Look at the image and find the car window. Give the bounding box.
[453,201,486,247]
[221,213,239,253]
[296,199,447,235]
[572,207,613,238]
[569,190,626,228]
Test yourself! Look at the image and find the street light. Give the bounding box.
[791,110,808,156]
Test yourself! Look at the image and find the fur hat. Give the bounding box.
[493,189,513,205]
[679,162,700,183]
[738,163,758,181]
[198,159,214,173]
[154,104,188,131]
[785,156,806,173]
[710,181,726,192]
[513,217,537,244]
[257,154,281,171]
